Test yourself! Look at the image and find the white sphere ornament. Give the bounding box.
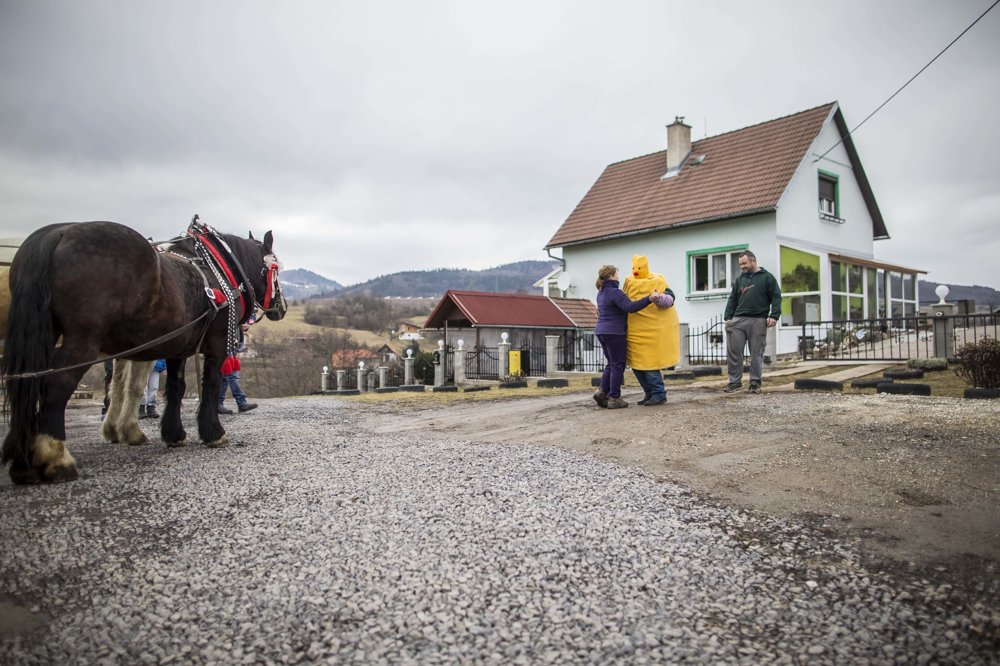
[500,332,509,343]
[457,339,464,350]
[934,284,949,305]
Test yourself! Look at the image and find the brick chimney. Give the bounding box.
[666,116,692,172]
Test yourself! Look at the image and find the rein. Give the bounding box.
[0,309,215,381]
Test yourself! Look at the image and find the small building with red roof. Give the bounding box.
[424,290,600,375]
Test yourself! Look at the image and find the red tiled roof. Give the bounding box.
[330,348,379,368]
[551,297,598,329]
[546,103,887,248]
[425,291,595,329]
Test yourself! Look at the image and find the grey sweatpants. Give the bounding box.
[725,316,768,384]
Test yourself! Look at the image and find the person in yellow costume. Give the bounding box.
[622,255,680,406]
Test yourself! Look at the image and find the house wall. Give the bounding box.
[560,212,776,329]
[775,117,877,259]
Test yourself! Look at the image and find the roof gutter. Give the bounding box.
[544,208,776,250]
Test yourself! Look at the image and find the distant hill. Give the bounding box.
[281,269,343,300]
[325,260,560,298]
[919,281,1000,311]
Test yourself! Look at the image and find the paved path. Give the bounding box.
[692,360,896,392]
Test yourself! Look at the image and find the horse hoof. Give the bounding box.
[127,434,151,447]
[43,463,79,483]
[204,436,229,449]
[9,464,42,485]
[165,439,187,449]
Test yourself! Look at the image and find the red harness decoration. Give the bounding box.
[263,262,278,310]
[192,232,247,320]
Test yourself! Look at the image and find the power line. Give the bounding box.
[814,0,999,163]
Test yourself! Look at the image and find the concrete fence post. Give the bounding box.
[545,335,559,376]
[931,303,956,358]
[678,323,690,368]
[378,366,388,389]
[404,350,415,385]
[433,340,445,387]
[321,366,330,392]
[498,332,511,379]
[336,369,346,391]
[357,362,366,392]
[453,339,467,386]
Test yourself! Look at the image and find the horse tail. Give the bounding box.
[1,227,63,467]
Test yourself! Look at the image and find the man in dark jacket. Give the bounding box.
[723,250,781,394]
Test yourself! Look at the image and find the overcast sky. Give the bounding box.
[1,0,998,289]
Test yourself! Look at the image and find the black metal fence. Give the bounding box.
[466,347,499,380]
[555,332,605,373]
[519,345,547,378]
[797,313,999,361]
[687,316,729,364]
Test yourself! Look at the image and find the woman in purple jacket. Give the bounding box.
[593,265,658,409]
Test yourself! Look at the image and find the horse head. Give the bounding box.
[228,230,288,322]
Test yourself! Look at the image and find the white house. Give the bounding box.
[543,102,924,356]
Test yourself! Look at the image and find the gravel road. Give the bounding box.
[0,396,996,664]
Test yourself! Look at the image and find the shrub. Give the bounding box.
[908,357,948,371]
[953,338,1000,389]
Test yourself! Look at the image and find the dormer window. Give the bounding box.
[818,171,842,222]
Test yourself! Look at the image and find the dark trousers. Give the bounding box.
[597,334,628,399]
[726,316,768,384]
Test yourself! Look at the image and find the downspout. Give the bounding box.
[546,247,566,272]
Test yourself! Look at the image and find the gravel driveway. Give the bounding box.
[0,396,996,664]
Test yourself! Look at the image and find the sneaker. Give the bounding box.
[643,395,667,406]
[748,383,761,394]
[218,406,234,415]
[723,382,743,393]
[146,408,160,419]
[592,391,608,408]
[137,406,149,420]
[606,397,628,409]
[637,395,651,406]
[238,403,258,413]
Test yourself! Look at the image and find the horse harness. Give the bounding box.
[156,215,282,355]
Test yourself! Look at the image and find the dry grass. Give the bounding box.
[331,361,978,405]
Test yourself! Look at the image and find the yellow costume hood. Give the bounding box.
[623,255,681,370]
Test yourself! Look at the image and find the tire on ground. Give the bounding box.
[851,378,889,389]
[964,387,1000,400]
[877,382,931,396]
[794,378,843,392]
[691,366,723,377]
[884,369,924,380]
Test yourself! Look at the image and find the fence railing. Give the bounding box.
[520,345,547,377]
[466,347,499,380]
[687,315,729,365]
[555,332,605,373]
[794,313,997,361]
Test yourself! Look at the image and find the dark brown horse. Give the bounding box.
[1,219,287,484]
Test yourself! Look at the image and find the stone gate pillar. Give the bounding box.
[498,332,511,379]
[545,335,559,375]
